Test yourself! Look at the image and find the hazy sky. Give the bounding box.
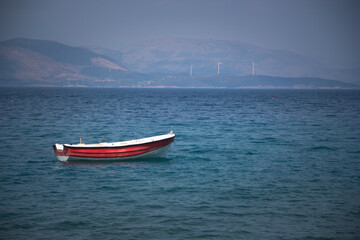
[1,0,359,68]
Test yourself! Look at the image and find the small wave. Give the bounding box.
[245,151,255,155]
[53,220,90,230]
[309,146,337,151]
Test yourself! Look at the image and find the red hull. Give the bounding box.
[53,132,175,161]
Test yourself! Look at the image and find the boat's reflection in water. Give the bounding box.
[57,157,172,167]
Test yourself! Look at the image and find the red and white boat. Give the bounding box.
[53,131,175,162]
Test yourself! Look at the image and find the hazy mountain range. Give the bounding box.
[0,37,359,88]
[93,37,360,83]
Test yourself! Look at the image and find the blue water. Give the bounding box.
[0,88,359,239]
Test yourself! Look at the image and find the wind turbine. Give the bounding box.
[190,65,193,76]
[252,60,255,77]
[218,61,222,75]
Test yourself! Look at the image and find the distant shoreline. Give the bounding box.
[1,85,359,90]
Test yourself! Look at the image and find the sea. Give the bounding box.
[0,87,359,240]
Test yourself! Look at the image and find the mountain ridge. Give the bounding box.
[0,37,129,87]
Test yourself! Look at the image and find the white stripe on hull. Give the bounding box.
[56,156,69,161]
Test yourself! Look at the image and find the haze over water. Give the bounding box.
[0,88,359,239]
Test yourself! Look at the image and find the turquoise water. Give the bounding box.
[0,88,359,239]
